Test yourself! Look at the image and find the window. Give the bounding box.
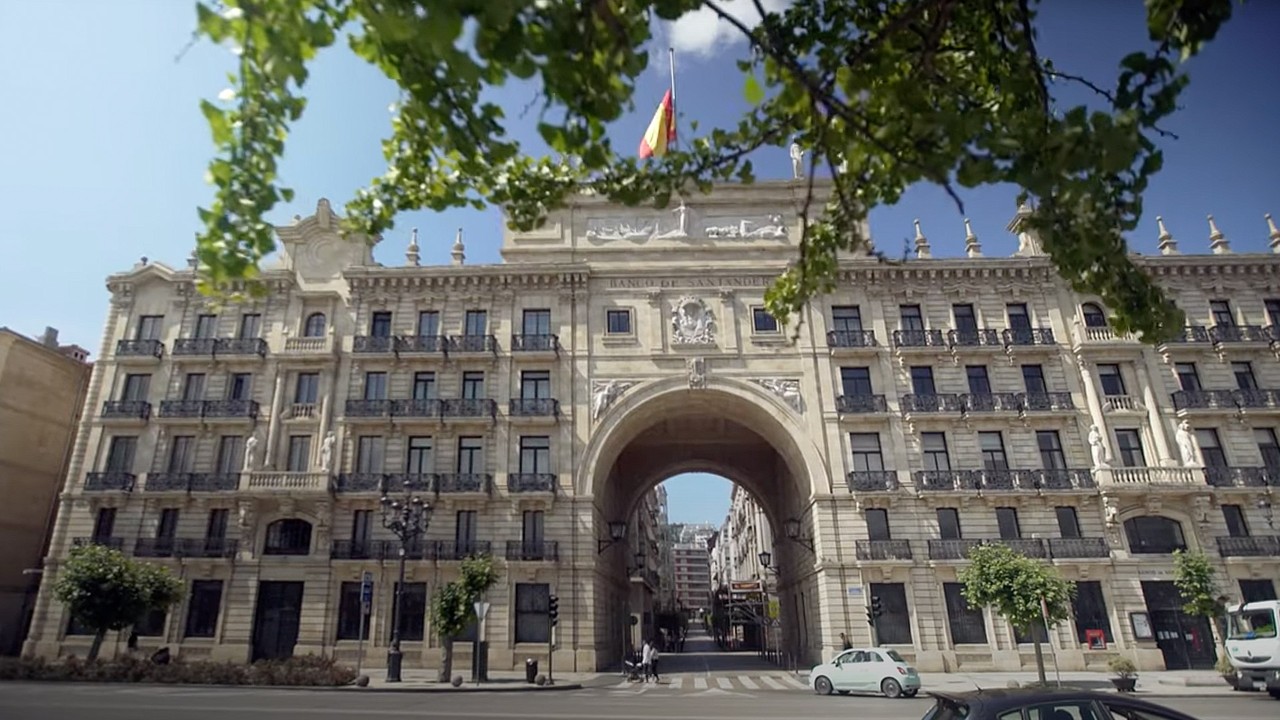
[1196,428,1227,468]
[922,432,950,471]
[1081,303,1107,328]
[605,309,632,334]
[412,372,436,400]
[356,373,386,402]
[92,507,116,541]
[865,508,891,541]
[369,311,392,337]
[1210,299,1234,326]
[1233,362,1258,390]
[464,310,487,336]
[459,371,484,400]
[868,583,912,644]
[356,436,385,473]
[522,309,551,336]
[1037,431,1067,470]
[456,510,478,548]
[943,582,987,644]
[978,432,1008,471]
[1240,579,1277,603]
[336,582,372,640]
[1056,507,1081,538]
[238,313,261,339]
[522,510,545,545]
[1222,504,1250,538]
[1124,516,1186,554]
[840,367,873,396]
[286,435,312,472]
[937,507,961,539]
[206,509,229,540]
[167,436,196,473]
[831,306,862,332]
[264,519,313,555]
[1267,299,1280,327]
[1072,581,1114,643]
[156,508,179,541]
[910,366,936,395]
[303,312,326,337]
[519,436,551,474]
[995,507,1021,539]
[952,304,978,333]
[294,373,319,403]
[416,310,440,337]
[1096,364,1126,396]
[1022,365,1047,394]
[899,305,924,331]
[406,437,433,474]
[965,366,991,394]
[182,373,206,400]
[121,374,150,401]
[520,370,551,399]
[1257,428,1280,467]
[184,580,224,638]
[194,314,218,339]
[751,307,780,334]
[1114,429,1147,467]
[1174,362,1201,392]
[515,584,551,643]
[227,373,252,401]
[849,433,885,472]
[136,315,164,340]
[351,510,372,546]
[457,437,483,474]
[105,436,137,472]
[1006,303,1031,330]
[388,583,427,642]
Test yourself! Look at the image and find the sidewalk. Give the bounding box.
[911,670,1236,697]
[349,667,594,692]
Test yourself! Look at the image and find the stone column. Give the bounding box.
[1072,355,1115,460]
[718,289,738,351]
[1138,354,1176,466]
[646,291,665,351]
[264,370,286,469]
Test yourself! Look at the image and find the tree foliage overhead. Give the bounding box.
[958,543,1075,632]
[195,0,1238,342]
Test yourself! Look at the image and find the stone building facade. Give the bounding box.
[21,183,1280,673]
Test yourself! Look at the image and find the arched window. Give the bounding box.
[1123,516,1187,555]
[303,313,326,337]
[263,519,313,555]
[1081,303,1108,328]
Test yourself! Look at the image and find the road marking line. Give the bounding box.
[716,678,733,689]
[669,677,683,689]
[761,676,787,690]
[693,677,708,689]
[782,675,809,689]
[737,675,759,690]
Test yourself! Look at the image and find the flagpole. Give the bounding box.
[668,47,678,151]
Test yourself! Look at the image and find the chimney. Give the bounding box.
[41,326,59,348]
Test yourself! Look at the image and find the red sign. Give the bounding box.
[1085,629,1107,650]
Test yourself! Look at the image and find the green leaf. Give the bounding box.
[743,73,764,105]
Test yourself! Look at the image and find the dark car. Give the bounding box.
[921,688,1201,720]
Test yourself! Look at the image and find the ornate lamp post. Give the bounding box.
[381,492,432,683]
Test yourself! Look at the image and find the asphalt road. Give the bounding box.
[0,682,1276,720]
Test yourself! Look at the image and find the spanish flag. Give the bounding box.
[638,89,676,159]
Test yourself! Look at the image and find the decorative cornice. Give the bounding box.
[345,264,589,295]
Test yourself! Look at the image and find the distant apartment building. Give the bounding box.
[0,327,90,654]
[671,539,712,613]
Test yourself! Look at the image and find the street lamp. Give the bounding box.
[784,518,814,552]
[381,493,432,683]
[597,520,628,553]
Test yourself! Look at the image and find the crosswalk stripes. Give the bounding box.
[716,677,734,690]
[693,677,708,690]
[599,674,809,694]
[669,677,683,689]
[737,675,759,690]
[760,676,787,690]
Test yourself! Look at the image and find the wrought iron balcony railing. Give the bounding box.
[915,470,981,491]
[948,329,1002,347]
[826,330,877,348]
[1209,324,1271,344]
[73,536,124,551]
[102,400,151,420]
[927,539,984,560]
[1047,537,1111,559]
[892,329,946,348]
[385,473,438,493]
[390,398,443,417]
[997,538,1048,558]
[510,398,560,417]
[172,337,267,357]
[511,334,560,352]
[133,537,177,558]
[353,335,395,353]
[176,538,238,558]
[345,398,391,417]
[84,471,135,492]
[845,470,899,492]
[855,539,913,561]
[441,398,497,419]
[1215,535,1280,558]
[449,334,497,353]
[331,539,381,560]
[1172,389,1238,411]
[505,541,559,561]
[962,392,1022,413]
[437,473,493,494]
[901,393,964,413]
[1019,392,1075,412]
[1002,328,1055,346]
[508,473,556,493]
[157,399,258,419]
[333,473,387,493]
[836,394,888,414]
[115,339,164,358]
[434,540,492,560]
[394,334,448,354]
[1163,326,1211,344]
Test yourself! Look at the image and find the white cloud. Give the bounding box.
[664,0,793,59]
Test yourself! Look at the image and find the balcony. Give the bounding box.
[395,334,448,354]
[928,539,984,560]
[353,335,395,354]
[915,470,981,492]
[997,538,1048,558]
[1002,328,1055,347]
[892,329,946,348]
[243,471,331,492]
[1203,466,1278,488]
[441,398,497,420]
[115,339,164,359]
[826,330,878,349]
[1236,389,1280,410]
[102,400,151,421]
[509,398,560,418]
[385,473,438,493]
[508,473,556,493]
[845,470,899,492]
[1048,537,1112,559]
[280,335,334,355]
[836,394,888,414]
[1161,326,1212,344]
[947,329,1002,348]
[1172,389,1238,412]
[134,538,177,558]
[333,473,386,493]
[73,536,124,551]
[1209,324,1271,344]
[437,473,493,495]
[172,337,267,357]
[157,399,259,420]
[84,471,135,492]
[505,540,559,562]
[962,392,1022,413]
[331,539,381,560]
[1102,466,1202,486]
[511,334,560,354]
[390,398,443,418]
[1216,535,1280,558]
[1019,392,1075,412]
[176,538,238,558]
[144,472,239,493]
[1102,394,1141,412]
[901,393,964,414]
[1031,468,1096,490]
[435,540,492,560]
[449,334,497,354]
[172,338,218,356]
[855,539,913,561]
[1075,325,1139,345]
[345,398,391,418]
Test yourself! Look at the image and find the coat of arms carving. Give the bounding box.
[670,296,716,345]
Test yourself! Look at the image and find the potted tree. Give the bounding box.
[1107,656,1138,693]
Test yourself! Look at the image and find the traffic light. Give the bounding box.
[871,595,883,619]
[548,594,559,627]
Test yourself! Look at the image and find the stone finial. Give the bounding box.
[1267,213,1280,254]
[1007,201,1045,257]
[963,218,982,258]
[405,227,420,267]
[913,219,932,259]
[451,227,465,266]
[1207,215,1231,254]
[1156,216,1178,255]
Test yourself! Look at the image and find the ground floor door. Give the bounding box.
[1141,581,1216,670]
[252,581,304,662]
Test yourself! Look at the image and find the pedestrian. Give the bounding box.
[840,632,852,650]
[641,639,653,683]
[650,639,661,683]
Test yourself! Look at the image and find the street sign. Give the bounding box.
[474,601,491,621]
[361,571,374,604]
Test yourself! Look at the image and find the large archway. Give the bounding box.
[580,374,832,670]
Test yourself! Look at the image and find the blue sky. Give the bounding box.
[1,2,1276,524]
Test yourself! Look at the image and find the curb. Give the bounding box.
[0,679,584,694]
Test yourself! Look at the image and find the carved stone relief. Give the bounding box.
[671,296,716,345]
[752,378,803,413]
[584,205,787,242]
[687,357,707,390]
[591,380,636,421]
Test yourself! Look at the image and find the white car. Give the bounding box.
[809,647,922,698]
